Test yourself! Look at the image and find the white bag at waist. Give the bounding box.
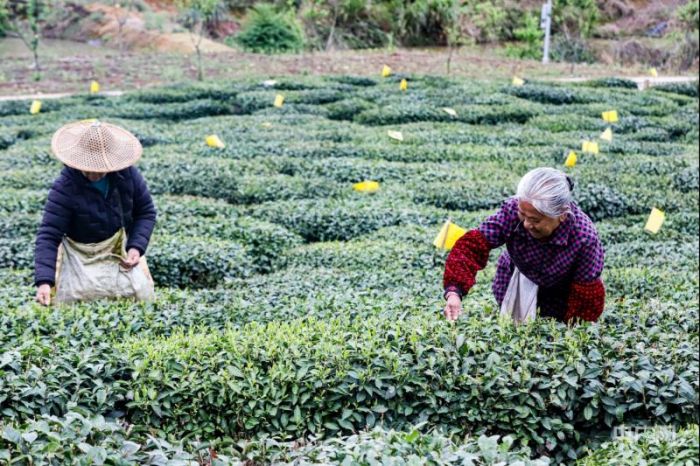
[55,228,154,304]
[500,266,538,324]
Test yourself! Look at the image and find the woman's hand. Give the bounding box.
[120,248,141,269]
[36,284,51,306]
[444,293,462,321]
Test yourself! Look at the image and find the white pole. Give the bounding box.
[542,0,552,64]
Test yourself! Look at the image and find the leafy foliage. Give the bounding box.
[577,425,699,466]
[505,13,543,60]
[235,4,305,54]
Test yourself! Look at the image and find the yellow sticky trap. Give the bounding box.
[644,208,665,234]
[399,79,408,91]
[442,107,457,117]
[600,127,613,142]
[387,130,404,141]
[649,67,658,78]
[261,122,272,128]
[205,135,225,148]
[381,65,392,78]
[582,140,599,155]
[274,94,285,108]
[433,220,467,250]
[353,180,380,193]
[602,110,619,123]
[30,100,42,115]
[564,151,577,168]
[90,80,100,94]
[512,76,525,87]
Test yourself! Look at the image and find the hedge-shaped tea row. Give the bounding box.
[121,306,698,463]
[0,411,221,465]
[0,271,696,459]
[577,424,699,466]
[1,413,694,465]
[0,413,549,465]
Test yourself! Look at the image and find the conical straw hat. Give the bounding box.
[51,120,142,173]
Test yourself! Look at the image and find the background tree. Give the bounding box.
[444,1,466,75]
[0,0,8,35]
[553,0,598,38]
[2,0,48,79]
[176,0,223,81]
[549,0,599,63]
[675,0,699,71]
[112,0,136,53]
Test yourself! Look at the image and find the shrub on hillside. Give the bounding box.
[234,4,304,54]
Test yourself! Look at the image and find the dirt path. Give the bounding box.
[0,91,124,101]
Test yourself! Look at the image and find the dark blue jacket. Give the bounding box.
[34,166,157,286]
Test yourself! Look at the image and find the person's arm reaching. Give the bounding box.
[442,198,520,319]
[34,178,73,304]
[443,230,492,299]
[125,167,157,257]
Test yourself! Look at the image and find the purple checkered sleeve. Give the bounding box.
[572,221,605,282]
[478,197,521,248]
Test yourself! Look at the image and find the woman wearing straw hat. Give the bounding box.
[34,120,157,306]
[442,167,605,324]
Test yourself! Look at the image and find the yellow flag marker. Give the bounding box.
[353,180,380,193]
[564,150,577,168]
[90,80,100,94]
[442,107,457,117]
[399,79,408,91]
[274,94,285,108]
[600,127,613,142]
[582,140,599,155]
[387,130,404,141]
[602,110,619,123]
[433,219,467,251]
[644,208,665,234]
[381,65,392,77]
[649,67,658,78]
[205,135,225,148]
[512,76,525,87]
[30,100,42,115]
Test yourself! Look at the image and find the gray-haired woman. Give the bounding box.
[442,167,605,324]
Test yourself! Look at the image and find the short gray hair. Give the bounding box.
[516,167,573,218]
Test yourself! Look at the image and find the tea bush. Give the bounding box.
[582,78,639,89]
[577,424,699,466]
[252,429,551,465]
[147,235,253,288]
[122,307,698,461]
[654,81,699,98]
[0,75,697,464]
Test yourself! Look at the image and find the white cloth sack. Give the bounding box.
[55,228,154,304]
[500,266,538,324]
